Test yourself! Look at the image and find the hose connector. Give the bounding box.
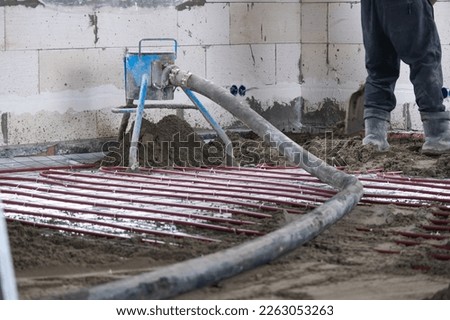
[169,67,192,88]
[160,64,179,89]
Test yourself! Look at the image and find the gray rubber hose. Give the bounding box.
[61,69,363,300]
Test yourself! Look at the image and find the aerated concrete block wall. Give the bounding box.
[0,0,449,149]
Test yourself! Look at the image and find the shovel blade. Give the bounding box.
[345,84,365,136]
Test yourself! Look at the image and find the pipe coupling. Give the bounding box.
[160,64,178,89]
[169,67,192,88]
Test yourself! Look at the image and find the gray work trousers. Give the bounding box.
[361,0,445,121]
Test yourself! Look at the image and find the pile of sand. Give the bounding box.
[101,115,292,168]
[102,115,207,167]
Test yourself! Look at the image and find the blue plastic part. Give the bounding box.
[443,87,449,99]
[238,85,246,96]
[230,85,238,96]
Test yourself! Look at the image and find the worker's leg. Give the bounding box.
[383,0,449,154]
[361,0,398,151]
[384,0,444,113]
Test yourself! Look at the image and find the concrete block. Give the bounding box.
[39,48,124,92]
[391,102,421,131]
[95,108,123,139]
[5,6,94,50]
[300,44,329,85]
[391,61,417,130]
[390,106,407,130]
[0,84,125,120]
[301,3,328,44]
[230,3,300,44]
[409,105,423,131]
[0,8,5,51]
[96,7,178,48]
[176,45,207,78]
[7,109,98,145]
[329,3,363,44]
[183,101,235,129]
[178,3,230,46]
[299,43,342,108]
[443,45,450,87]
[206,44,276,87]
[327,44,366,87]
[396,61,414,88]
[0,50,39,96]
[276,43,301,84]
[435,2,450,45]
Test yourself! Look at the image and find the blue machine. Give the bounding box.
[113,38,234,169]
[124,38,177,102]
[120,39,178,169]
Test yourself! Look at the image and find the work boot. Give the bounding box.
[420,111,450,155]
[362,117,390,151]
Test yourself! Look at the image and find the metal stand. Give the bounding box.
[112,38,234,169]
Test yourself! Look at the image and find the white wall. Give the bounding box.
[0,1,449,147]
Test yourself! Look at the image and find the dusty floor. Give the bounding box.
[5,116,450,300]
[179,204,450,300]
